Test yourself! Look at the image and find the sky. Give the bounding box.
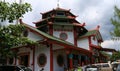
[5,0,120,50]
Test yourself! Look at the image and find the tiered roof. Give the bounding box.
[18,19,92,56]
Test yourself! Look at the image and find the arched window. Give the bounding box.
[37,53,47,67]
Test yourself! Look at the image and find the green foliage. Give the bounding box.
[111,51,120,61]
[0,24,37,59]
[110,6,120,61]
[0,1,32,22]
[111,6,120,37]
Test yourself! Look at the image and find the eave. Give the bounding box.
[19,19,92,56]
[33,17,51,24]
[79,29,103,42]
[90,44,116,52]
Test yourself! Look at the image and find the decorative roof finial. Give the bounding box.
[96,25,100,30]
[19,0,23,4]
[57,0,60,8]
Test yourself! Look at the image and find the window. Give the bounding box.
[55,19,68,23]
[19,55,29,66]
[57,54,64,66]
[18,52,30,67]
[57,12,65,16]
[8,58,14,64]
[23,29,28,37]
[60,32,68,40]
[37,53,47,67]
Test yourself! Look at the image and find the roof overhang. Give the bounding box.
[90,44,116,52]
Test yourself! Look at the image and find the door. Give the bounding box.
[19,53,30,67]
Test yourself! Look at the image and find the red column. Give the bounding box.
[88,37,92,51]
[49,25,53,35]
[92,56,95,64]
[69,59,73,69]
[69,54,73,69]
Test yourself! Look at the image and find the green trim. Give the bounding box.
[54,16,68,18]
[79,30,97,38]
[79,30,103,41]
[53,23,75,26]
[54,16,73,19]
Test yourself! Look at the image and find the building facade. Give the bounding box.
[8,7,116,71]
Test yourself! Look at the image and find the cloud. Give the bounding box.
[101,39,120,50]
[75,0,116,40]
[21,0,120,50]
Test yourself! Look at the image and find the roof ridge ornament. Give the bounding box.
[19,19,24,24]
[96,25,100,30]
[57,0,60,8]
[19,0,24,4]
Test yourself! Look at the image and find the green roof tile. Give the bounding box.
[53,23,75,26]
[79,30,97,38]
[54,16,68,19]
[79,30,103,42]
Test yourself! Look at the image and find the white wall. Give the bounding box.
[16,44,50,71]
[34,44,67,71]
[53,31,74,44]
[15,29,69,71]
[77,38,89,50]
[53,50,67,71]
[34,44,50,71]
[53,25,74,44]
[28,30,44,41]
[53,44,64,50]
[91,36,98,45]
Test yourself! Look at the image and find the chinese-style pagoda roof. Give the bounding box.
[41,7,70,15]
[52,23,85,27]
[80,30,98,37]
[33,16,78,24]
[33,17,51,24]
[55,7,70,11]
[18,19,92,56]
[40,7,76,17]
[79,27,103,42]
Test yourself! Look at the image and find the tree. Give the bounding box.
[111,51,120,61]
[0,24,37,62]
[0,1,33,64]
[110,6,120,61]
[111,6,120,37]
[0,1,32,23]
